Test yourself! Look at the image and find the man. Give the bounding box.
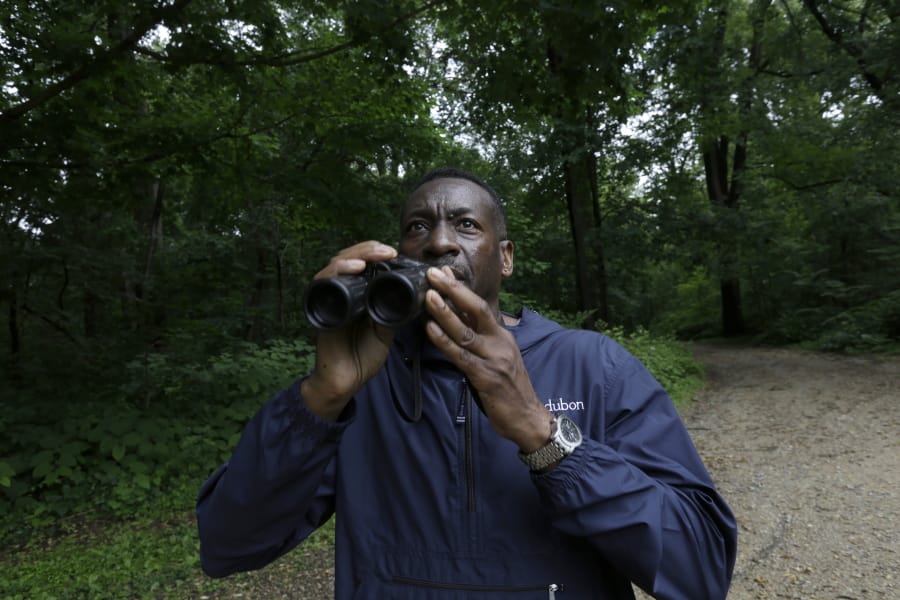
[197,168,737,599]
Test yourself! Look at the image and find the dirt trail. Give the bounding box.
[213,345,900,599]
[682,344,900,600]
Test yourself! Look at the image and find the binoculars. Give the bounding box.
[304,256,431,330]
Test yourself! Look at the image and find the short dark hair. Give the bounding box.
[410,167,508,240]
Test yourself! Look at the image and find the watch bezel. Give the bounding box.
[555,415,583,450]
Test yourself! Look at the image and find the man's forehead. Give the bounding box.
[403,177,493,216]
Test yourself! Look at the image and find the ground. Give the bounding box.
[673,344,899,600]
[209,344,900,599]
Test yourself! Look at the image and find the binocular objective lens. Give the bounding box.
[368,278,416,327]
[307,284,351,329]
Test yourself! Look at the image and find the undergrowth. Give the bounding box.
[606,325,704,407]
[0,511,336,599]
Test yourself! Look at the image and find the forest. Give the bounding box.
[1,0,898,596]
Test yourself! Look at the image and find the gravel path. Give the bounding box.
[208,344,900,599]
[680,344,900,600]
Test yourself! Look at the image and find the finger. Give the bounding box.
[339,240,398,262]
[424,316,486,374]
[315,257,366,280]
[316,241,397,278]
[425,290,485,357]
[426,267,495,331]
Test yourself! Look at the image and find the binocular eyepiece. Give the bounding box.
[304,256,430,330]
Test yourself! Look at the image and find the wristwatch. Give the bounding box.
[518,414,583,472]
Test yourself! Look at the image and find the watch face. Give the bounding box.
[558,416,582,444]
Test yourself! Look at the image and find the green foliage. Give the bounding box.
[0,459,13,487]
[649,266,722,339]
[605,326,705,407]
[0,339,314,543]
[1,0,898,594]
[1,514,202,600]
[0,512,335,599]
[121,338,315,408]
[762,288,900,354]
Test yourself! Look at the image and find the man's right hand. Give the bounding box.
[301,241,398,421]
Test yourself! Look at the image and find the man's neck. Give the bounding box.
[501,312,520,326]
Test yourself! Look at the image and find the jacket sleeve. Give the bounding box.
[196,379,353,577]
[532,345,737,600]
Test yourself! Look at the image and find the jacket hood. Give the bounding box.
[504,307,566,353]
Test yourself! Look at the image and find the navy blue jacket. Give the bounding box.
[197,308,736,599]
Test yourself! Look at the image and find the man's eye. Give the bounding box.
[458,219,476,230]
[407,222,428,232]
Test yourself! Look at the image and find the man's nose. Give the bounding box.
[424,222,460,257]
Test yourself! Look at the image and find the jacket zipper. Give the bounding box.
[393,577,564,598]
[457,380,476,513]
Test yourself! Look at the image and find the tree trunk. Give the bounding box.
[109,8,166,335]
[587,148,610,326]
[720,279,744,337]
[564,158,596,314]
[275,249,285,331]
[703,137,745,337]
[84,287,99,338]
[8,286,19,355]
[548,41,609,327]
[244,247,267,342]
[564,147,609,328]
[697,0,772,337]
[124,178,165,332]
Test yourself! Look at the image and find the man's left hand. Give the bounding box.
[424,266,552,452]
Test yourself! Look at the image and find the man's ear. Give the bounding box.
[500,240,514,277]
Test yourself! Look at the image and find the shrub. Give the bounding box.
[0,338,315,544]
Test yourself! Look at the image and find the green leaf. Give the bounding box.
[134,473,151,490]
[0,460,14,487]
[29,449,55,469]
[32,461,53,479]
[112,445,126,461]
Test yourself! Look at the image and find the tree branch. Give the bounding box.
[0,0,196,122]
[859,0,873,34]
[0,110,302,172]
[771,175,846,190]
[801,0,886,94]
[20,304,85,349]
[759,67,826,78]
[874,0,898,23]
[135,0,447,68]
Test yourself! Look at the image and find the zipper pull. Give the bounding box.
[456,394,466,423]
[456,378,468,424]
[548,583,559,599]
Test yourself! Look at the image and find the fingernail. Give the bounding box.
[428,267,447,281]
[426,289,444,307]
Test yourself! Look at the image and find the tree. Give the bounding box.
[433,1,694,326]
[800,0,899,111]
[0,0,447,389]
[647,0,900,342]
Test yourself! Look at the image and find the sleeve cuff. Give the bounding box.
[530,442,594,490]
[289,378,357,442]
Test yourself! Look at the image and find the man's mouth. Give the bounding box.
[426,260,468,283]
[447,267,466,282]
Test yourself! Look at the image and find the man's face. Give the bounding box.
[399,177,513,312]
